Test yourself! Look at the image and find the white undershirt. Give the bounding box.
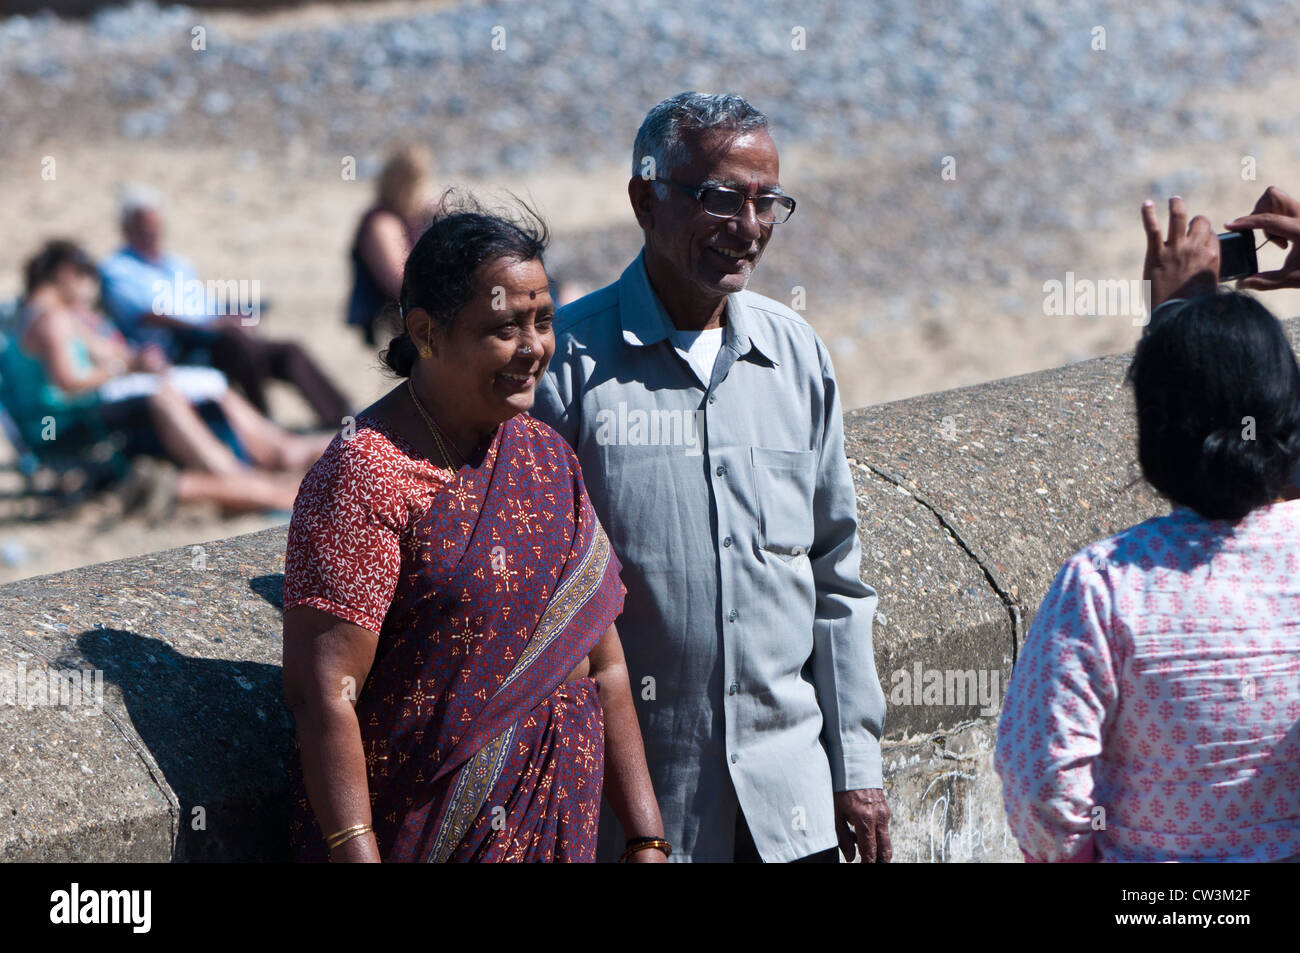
[671,326,726,387]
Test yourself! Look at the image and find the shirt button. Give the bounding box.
[728,608,738,622]
[722,536,733,548]
[731,753,739,764]
[708,394,717,404]
[728,682,738,695]
[715,465,727,477]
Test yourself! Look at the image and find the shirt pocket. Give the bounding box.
[749,446,817,556]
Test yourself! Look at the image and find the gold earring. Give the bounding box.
[418,331,432,359]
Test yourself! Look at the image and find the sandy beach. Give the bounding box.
[4,0,1300,583]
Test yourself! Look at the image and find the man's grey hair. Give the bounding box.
[119,185,164,229]
[632,92,769,196]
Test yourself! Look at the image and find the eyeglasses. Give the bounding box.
[654,179,796,224]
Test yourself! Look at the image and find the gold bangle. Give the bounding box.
[327,826,373,852]
[325,822,369,847]
[619,838,671,862]
[325,823,374,851]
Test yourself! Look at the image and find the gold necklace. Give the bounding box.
[406,378,462,471]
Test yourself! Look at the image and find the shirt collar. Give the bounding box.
[618,249,781,366]
[617,251,675,348]
[723,286,781,367]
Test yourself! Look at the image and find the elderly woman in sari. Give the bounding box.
[282,198,667,862]
[995,197,1300,862]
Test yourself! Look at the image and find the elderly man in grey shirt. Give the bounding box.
[533,91,890,863]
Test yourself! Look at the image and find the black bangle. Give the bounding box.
[626,835,665,847]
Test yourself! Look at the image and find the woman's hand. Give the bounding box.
[1225,186,1300,291]
[328,830,381,863]
[625,846,669,863]
[1141,196,1219,310]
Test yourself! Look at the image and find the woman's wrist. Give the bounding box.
[328,838,380,863]
[620,836,671,862]
[327,828,379,862]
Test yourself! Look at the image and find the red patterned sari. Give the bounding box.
[284,411,625,861]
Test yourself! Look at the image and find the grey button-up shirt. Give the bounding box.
[533,252,885,862]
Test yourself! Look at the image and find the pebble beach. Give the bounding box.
[4,0,1300,581]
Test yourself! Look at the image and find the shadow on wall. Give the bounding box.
[249,573,286,611]
[73,573,292,862]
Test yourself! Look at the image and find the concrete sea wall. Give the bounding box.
[11,322,1290,861]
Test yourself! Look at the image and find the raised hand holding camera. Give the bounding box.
[1225,185,1300,291]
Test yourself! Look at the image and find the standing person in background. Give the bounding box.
[533,92,891,863]
[345,145,440,347]
[101,188,352,429]
[995,197,1300,862]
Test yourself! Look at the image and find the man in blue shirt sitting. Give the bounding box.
[101,189,351,429]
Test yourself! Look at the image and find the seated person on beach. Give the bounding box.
[101,188,352,429]
[345,144,440,347]
[994,196,1300,862]
[19,240,332,519]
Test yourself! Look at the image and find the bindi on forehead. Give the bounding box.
[503,285,551,308]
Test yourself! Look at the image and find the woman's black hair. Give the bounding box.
[24,239,98,296]
[381,191,550,377]
[1127,290,1300,521]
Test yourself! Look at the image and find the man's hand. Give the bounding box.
[1225,185,1300,291]
[833,788,892,863]
[1142,196,1219,310]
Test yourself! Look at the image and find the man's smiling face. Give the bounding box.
[640,127,781,302]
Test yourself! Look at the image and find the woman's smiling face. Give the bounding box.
[430,256,555,425]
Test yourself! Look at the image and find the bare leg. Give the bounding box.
[174,470,304,514]
[147,386,246,476]
[216,389,335,472]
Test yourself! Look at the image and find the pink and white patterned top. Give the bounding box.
[994,501,1300,862]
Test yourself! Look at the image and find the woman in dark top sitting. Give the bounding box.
[345,145,439,347]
